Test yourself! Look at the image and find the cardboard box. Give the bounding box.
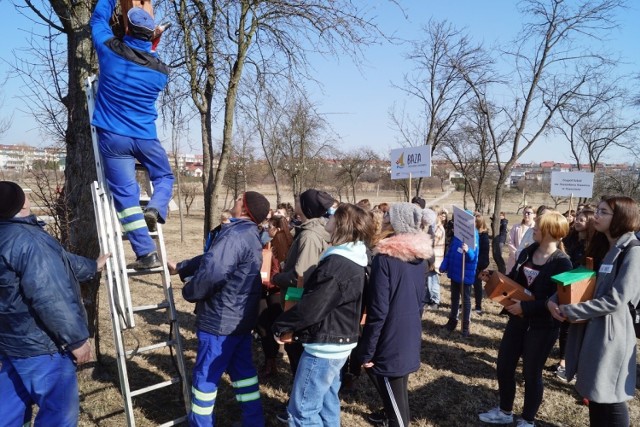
[552,266,596,323]
[484,270,534,308]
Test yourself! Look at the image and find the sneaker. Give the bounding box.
[516,419,535,427]
[556,365,568,382]
[478,407,513,424]
[475,309,483,315]
[367,409,387,425]
[144,207,159,232]
[462,329,470,338]
[427,303,440,310]
[126,252,161,270]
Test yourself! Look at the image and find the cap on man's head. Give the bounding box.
[127,7,155,41]
[243,191,270,224]
[0,181,26,219]
[299,189,334,219]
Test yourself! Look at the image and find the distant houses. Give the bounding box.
[0,143,634,187]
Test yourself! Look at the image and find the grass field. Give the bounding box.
[75,188,640,426]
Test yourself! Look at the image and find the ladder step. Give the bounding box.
[126,340,175,356]
[130,377,182,397]
[158,416,188,427]
[133,301,170,312]
[126,266,165,276]
[122,231,159,241]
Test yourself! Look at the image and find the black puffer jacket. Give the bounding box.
[0,215,97,357]
[272,250,367,345]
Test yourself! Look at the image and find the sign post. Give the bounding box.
[550,171,595,199]
[390,145,431,201]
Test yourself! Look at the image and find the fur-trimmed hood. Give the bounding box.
[374,232,433,262]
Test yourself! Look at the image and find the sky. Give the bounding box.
[0,1,638,163]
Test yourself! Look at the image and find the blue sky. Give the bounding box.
[0,1,638,163]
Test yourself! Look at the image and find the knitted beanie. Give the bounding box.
[0,181,25,219]
[299,189,334,219]
[422,208,437,229]
[243,191,270,224]
[389,202,423,234]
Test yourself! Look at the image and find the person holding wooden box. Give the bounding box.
[479,212,571,427]
[548,196,640,427]
[272,204,374,426]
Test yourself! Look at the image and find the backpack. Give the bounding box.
[615,239,640,338]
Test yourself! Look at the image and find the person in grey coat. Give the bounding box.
[548,196,640,427]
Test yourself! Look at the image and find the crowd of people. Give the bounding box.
[165,190,640,427]
[3,170,640,426]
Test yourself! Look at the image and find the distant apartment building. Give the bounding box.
[0,144,66,172]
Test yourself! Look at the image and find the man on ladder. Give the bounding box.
[91,0,172,270]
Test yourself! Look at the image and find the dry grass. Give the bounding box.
[76,190,640,426]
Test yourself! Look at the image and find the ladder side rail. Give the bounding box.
[86,75,136,328]
[155,224,191,411]
[91,183,137,426]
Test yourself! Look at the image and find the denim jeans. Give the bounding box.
[0,352,79,427]
[287,350,347,427]
[424,271,440,305]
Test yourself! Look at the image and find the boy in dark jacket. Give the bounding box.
[169,191,270,427]
[0,181,109,426]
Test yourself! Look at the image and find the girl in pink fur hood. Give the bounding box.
[359,202,433,427]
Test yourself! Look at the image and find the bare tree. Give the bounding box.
[240,83,286,204]
[457,0,625,235]
[278,96,332,198]
[335,148,379,203]
[11,0,102,359]
[554,77,640,171]
[439,104,498,211]
[390,20,490,196]
[160,77,193,243]
[167,0,391,235]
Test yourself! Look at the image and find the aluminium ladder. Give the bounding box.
[85,76,190,426]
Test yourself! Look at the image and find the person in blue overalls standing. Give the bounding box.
[91,0,173,269]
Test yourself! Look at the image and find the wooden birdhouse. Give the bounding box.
[484,270,534,310]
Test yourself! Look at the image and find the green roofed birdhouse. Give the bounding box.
[551,265,596,323]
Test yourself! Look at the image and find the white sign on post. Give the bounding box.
[453,205,476,251]
[550,171,595,198]
[390,145,431,180]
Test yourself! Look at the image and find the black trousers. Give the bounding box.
[497,316,558,422]
[588,401,629,427]
[492,236,506,274]
[256,293,283,359]
[366,369,410,427]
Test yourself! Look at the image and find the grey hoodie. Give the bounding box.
[272,217,330,306]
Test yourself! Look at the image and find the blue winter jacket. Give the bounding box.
[90,0,169,139]
[440,234,479,285]
[0,215,97,357]
[359,232,432,377]
[179,219,263,336]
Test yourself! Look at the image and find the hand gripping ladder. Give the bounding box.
[85,76,190,426]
